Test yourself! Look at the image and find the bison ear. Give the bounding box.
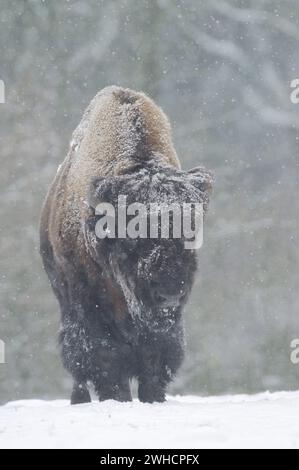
[184,166,214,212]
[186,166,214,197]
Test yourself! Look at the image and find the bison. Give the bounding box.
[40,86,213,404]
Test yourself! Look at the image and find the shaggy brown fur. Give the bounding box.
[40,87,180,274]
[40,86,213,404]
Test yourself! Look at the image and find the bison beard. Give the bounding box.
[40,86,213,404]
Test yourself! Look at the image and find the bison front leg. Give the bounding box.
[137,345,167,403]
[92,346,133,402]
[138,378,166,403]
[71,381,91,405]
[137,330,185,403]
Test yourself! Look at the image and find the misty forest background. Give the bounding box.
[1,0,299,404]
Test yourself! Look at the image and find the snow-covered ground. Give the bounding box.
[0,391,298,449]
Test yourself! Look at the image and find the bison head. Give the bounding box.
[85,156,213,332]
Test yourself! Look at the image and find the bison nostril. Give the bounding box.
[152,284,184,307]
